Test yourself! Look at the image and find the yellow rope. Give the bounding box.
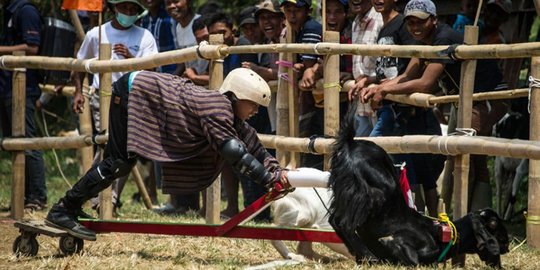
[525,212,540,225]
[427,212,458,245]
[438,212,458,244]
[100,91,112,97]
[323,82,342,90]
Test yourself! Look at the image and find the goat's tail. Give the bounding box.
[335,98,359,150]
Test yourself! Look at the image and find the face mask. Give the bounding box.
[116,12,138,28]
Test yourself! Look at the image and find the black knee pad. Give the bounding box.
[220,139,272,187]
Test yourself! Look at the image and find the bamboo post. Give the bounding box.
[534,0,540,17]
[11,51,26,219]
[452,25,478,267]
[79,77,93,173]
[453,26,478,218]
[527,57,540,247]
[67,9,85,42]
[276,36,290,165]
[323,31,340,170]
[98,43,113,219]
[130,165,153,209]
[286,23,299,167]
[205,34,224,224]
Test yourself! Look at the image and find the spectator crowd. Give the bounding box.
[1,0,516,219]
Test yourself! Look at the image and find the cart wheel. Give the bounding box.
[13,235,39,257]
[59,235,84,255]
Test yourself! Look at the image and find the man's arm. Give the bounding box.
[183,67,209,86]
[241,62,278,81]
[360,59,445,104]
[0,44,39,56]
[71,71,86,113]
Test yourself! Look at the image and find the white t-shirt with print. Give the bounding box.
[77,21,158,89]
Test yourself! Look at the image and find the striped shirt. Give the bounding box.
[352,7,383,79]
[295,18,322,62]
[127,71,281,194]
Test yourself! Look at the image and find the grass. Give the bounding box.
[1,149,540,269]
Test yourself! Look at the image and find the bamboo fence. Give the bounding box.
[2,39,540,247]
[2,42,540,73]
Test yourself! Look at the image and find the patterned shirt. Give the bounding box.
[127,71,282,194]
[140,4,177,74]
[295,17,322,63]
[351,7,383,79]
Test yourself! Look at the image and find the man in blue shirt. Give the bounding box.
[0,0,47,210]
[141,0,177,74]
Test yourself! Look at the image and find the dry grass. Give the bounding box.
[1,207,540,270]
[1,151,539,269]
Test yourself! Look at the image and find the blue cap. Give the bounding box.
[279,0,311,8]
[404,0,437,19]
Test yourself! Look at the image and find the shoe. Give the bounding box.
[24,199,48,211]
[152,203,188,216]
[45,203,97,241]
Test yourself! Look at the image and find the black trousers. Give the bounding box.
[63,73,137,209]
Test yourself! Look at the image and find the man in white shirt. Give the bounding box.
[347,0,383,136]
[165,0,208,76]
[73,0,158,125]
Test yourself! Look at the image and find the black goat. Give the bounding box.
[328,100,509,267]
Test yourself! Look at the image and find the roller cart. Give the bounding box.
[13,220,89,256]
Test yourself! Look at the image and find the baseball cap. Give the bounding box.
[404,0,437,20]
[487,0,512,14]
[108,0,146,13]
[238,6,258,27]
[279,0,311,8]
[333,0,348,7]
[255,0,283,19]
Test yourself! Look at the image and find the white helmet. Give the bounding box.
[219,68,271,107]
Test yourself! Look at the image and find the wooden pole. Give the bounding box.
[4,42,540,73]
[3,133,540,160]
[222,42,540,60]
[11,51,26,219]
[452,25,478,267]
[98,43,113,219]
[534,0,540,17]
[67,9,85,42]
[453,26,478,219]
[323,31,340,170]
[322,0,326,35]
[130,165,153,209]
[79,77,93,173]
[527,57,540,247]
[205,34,224,224]
[276,35,290,165]
[286,23,299,167]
